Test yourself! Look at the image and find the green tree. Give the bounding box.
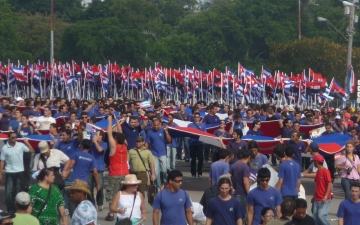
[0,0,31,62]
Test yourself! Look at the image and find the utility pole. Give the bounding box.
[298,0,301,40]
[50,0,54,99]
[345,0,355,94]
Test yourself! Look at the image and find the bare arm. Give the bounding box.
[243,177,250,195]
[140,192,146,222]
[208,178,212,187]
[164,126,172,143]
[145,143,149,149]
[107,117,117,157]
[279,120,283,128]
[338,217,343,225]
[205,218,213,225]
[150,162,156,181]
[229,121,235,134]
[61,160,71,179]
[302,169,316,178]
[276,205,281,218]
[275,178,283,191]
[114,117,122,133]
[93,168,100,190]
[237,218,243,225]
[92,140,104,153]
[58,205,68,225]
[110,192,121,213]
[297,179,301,193]
[62,160,75,178]
[185,207,193,225]
[219,137,226,149]
[247,204,254,225]
[0,161,4,181]
[153,209,160,225]
[141,119,148,130]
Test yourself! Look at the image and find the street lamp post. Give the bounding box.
[50,0,54,99]
[345,0,355,93]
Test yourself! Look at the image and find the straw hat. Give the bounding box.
[66,179,91,195]
[121,174,141,185]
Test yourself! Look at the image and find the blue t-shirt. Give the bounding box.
[18,126,34,138]
[249,154,268,175]
[146,128,167,157]
[209,161,230,186]
[9,120,21,132]
[280,127,294,138]
[29,110,42,117]
[286,140,306,167]
[233,122,244,131]
[152,189,192,225]
[229,161,250,197]
[56,138,80,159]
[53,113,69,118]
[336,199,360,225]
[22,109,33,117]
[226,140,248,165]
[246,129,263,136]
[187,123,207,146]
[259,114,267,121]
[247,187,282,225]
[202,114,220,124]
[122,123,141,150]
[205,196,243,225]
[89,141,108,171]
[72,151,97,182]
[278,160,301,196]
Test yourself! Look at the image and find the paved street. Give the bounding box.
[1,160,343,225]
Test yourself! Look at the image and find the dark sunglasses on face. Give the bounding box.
[260,178,270,183]
[10,136,17,139]
[82,117,87,119]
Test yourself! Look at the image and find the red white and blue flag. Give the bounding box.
[347,65,356,94]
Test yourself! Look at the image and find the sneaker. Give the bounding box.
[105,213,114,221]
[198,175,202,179]
[185,158,190,162]
[192,175,196,179]
[98,205,103,211]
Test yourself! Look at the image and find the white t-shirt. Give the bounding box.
[36,116,56,130]
[33,149,69,170]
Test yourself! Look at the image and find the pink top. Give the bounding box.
[336,154,360,180]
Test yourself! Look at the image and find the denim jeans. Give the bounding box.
[312,200,331,225]
[178,137,190,159]
[341,178,359,199]
[153,155,167,188]
[88,171,104,206]
[22,152,33,192]
[5,172,23,214]
[166,146,177,170]
[190,145,204,176]
[234,195,247,222]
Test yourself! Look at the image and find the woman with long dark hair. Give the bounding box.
[28,168,68,225]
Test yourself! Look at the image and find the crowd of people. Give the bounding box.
[0,96,359,225]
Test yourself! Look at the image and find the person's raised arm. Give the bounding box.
[92,137,104,153]
[23,139,34,153]
[114,116,122,133]
[107,117,117,157]
[164,126,172,143]
[218,137,226,149]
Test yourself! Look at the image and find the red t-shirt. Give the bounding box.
[314,167,332,201]
[109,144,129,176]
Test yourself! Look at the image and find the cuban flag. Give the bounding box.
[329,78,348,101]
[11,65,27,82]
[347,65,356,94]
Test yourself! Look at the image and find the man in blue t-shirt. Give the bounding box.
[202,105,220,162]
[145,119,172,189]
[336,183,360,225]
[246,120,263,136]
[17,115,35,138]
[209,149,230,186]
[248,140,268,175]
[65,139,100,216]
[152,170,193,225]
[89,130,108,210]
[247,168,282,225]
[9,109,22,132]
[220,129,247,166]
[119,116,142,149]
[285,132,306,168]
[187,113,207,178]
[229,148,252,222]
[165,114,178,171]
[275,146,301,200]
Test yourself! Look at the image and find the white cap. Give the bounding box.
[15,192,30,205]
[335,115,341,120]
[16,97,24,101]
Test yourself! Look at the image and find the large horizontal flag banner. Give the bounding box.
[310,133,349,156]
[246,120,281,137]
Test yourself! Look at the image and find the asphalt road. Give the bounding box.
[0,160,344,225]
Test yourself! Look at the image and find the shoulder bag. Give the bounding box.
[36,184,52,218]
[115,192,137,225]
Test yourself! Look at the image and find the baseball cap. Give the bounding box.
[309,142,319,151]
[16,97,24,101]
[15,192,30,205]
[311,154,324,163]
[335,115,341,120]
[136,136,144,142]
[38,141,49,154]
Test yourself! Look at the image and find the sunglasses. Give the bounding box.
[260,179,270,183]
[82,117,88,119]
[10,136,17,139]
[264,214,275,217]
[172,179,183,183]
